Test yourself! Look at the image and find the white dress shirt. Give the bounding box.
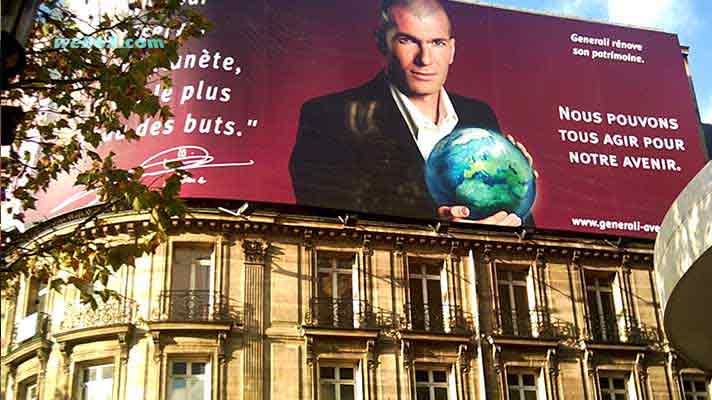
[389,84,459,161]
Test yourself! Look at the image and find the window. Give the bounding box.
[80,364,114,400]
[586,274,619,342]
[316,251,358,328]
[507,372,538,400]
[497,269,532,336]
[598,374,629,400]
[15,279,49,343]
[682,376,710,400]
[415,368,450,400]
[169,360,210,400]
[408,258,446,332]
[170,244,214,320]
[19,379,38,400]
[26,279,48,316]
[319,365,357,400]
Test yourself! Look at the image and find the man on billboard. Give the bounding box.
[289,0,532,226]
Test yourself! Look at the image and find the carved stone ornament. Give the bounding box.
[243,240,266,264]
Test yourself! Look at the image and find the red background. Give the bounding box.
[30,1,708,238]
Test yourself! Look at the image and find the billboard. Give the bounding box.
[29,0,709,238]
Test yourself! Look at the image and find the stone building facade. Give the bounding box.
[1,209,710,399]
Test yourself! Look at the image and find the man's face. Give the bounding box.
[385,5,455,98]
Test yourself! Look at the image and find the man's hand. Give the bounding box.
[437,206,522,227]
[506,134,539,178]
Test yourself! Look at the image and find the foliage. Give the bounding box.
[0,0,211,301]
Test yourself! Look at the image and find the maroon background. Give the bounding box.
[29,1,708,238]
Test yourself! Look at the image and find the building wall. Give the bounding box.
[2,211,710,400]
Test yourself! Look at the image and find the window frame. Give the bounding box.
[317,361,360,400]
[167,358,212,400]
[77,363,115,400]
[413,365,452,400]
[406,256,450,333]
[505,370,540,400]
[597,372,631,400]
[681,374,711,400]
[315,250,360,328]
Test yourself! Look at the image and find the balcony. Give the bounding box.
[4,312,51,367]
[59,296,137,332]
[153,290,241,324]
[402,303,474,335]
[492,308,577,340]
[9,312,50,350]
[587,314,659,345]
[304,298,376,329]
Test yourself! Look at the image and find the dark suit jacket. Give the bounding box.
[289,73,501,220]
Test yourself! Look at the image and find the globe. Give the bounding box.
[425,127,536,220]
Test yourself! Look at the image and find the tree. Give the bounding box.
[1,0,210,303]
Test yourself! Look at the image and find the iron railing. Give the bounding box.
[10,312,50,350]
[154,290,240,323]
[60,296,137,332]
[493,308,577,339]
[587,313,658,344]
[402,303,474,334]
[305,298,375,329]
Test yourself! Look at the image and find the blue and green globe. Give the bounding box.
[425,127,536,220]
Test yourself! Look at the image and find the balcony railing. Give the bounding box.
[402,303,474,334]
[10,312,50,350]
[587,314,658,344]
[305,298,375,329]
[154,290,241,323]
[59,296,137,332]
[493,308,577,340]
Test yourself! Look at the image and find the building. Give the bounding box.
[654,161,712,372]
[2,205,711,399]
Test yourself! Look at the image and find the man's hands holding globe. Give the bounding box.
[427,129,538,227]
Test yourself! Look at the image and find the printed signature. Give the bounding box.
[50,146,254,214]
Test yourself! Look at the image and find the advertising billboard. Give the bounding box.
[29,0,709,238]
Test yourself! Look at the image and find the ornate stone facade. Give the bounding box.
[1,209,709,399]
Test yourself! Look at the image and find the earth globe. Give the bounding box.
[425,127,536,220]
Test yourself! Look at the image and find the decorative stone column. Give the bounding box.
[243,240,267,400]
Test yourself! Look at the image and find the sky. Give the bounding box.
[472,0,712,124]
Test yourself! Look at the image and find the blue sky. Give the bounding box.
[474,0,712,124]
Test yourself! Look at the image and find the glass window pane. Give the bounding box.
[613,378,625,389]
[415,370,429,383]
[320,383,336,400]
[170,377,187,398]
[410,279,424,303]
[320,367,335,379]
[598,376,608,388]
[683,379,693,391]
[434,387,448,400]
[426,280,442,308]
[416,387,430,400]
[340,384,355,400]
[524,391,538,400]
[191,362,206,376]
[318,273,332,299]
[339,367,354,380]
[508,389,521,400]
[507,374,519,386]
[102,366,114,380]
[425,262,441,276]
[615,394,627,400]
[172,362,187,376]
[432,371,447,383]
[194,261,210,291]
[189,378,205,400]
[336,255,354,269]
[522,373,535,386]
[337,274,352,300]
[512,270,527,281]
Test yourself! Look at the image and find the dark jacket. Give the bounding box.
[289,73,500,219]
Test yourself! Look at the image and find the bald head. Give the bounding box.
[375,0,453,54]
